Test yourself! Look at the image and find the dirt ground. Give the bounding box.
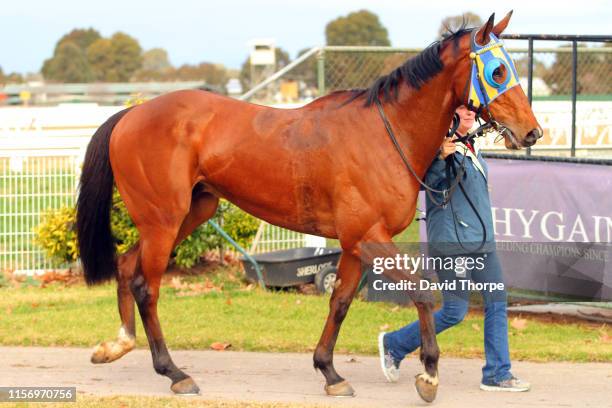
[1,346,610,407]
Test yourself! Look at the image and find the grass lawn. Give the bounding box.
[1,395,331,408]
[0,265,610,363]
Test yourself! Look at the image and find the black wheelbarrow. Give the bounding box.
[241,247,342,293]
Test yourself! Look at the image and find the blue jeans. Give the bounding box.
[384,251,512,384]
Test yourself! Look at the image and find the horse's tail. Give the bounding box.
[77,108,132,285]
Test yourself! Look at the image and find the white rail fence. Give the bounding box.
[249,222,324,254]
[0,153,81,273]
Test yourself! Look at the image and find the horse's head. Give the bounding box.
[448,11,542,149]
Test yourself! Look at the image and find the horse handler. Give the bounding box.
[378,105,530,392]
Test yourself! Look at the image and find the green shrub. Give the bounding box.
[110,189,140,254]
[34,190,259,268]
[33,206,79,267]
[222,201,261,248]
[173,223,221,268]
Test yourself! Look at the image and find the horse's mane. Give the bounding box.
[345,26,473,107]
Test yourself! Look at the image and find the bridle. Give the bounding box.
[463,30,521,146]
[375,30,522,252]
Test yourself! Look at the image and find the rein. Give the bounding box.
[374,98,467,208]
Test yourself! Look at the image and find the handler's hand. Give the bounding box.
[438,137,457,160]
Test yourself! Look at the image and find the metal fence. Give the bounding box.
[315,40,612,98]
[244,41,611,101]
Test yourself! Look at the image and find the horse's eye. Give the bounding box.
[492,64,507,84]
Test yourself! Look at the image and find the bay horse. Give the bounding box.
[76,12,540,403]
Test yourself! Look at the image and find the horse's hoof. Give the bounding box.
[90,337,135,364]
[171,377,200,395]
[324,380,355,397]
[91,342,110,364]
[415,372,439,403]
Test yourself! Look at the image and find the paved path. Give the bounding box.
[1,347,611,407]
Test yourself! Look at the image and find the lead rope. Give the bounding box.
[447,157,488,254]
[374,98,468,208]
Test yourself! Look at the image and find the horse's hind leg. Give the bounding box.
[313,251,362,397]
[90,244,139,364]
[132,191,218,394]
[131,222,201,394]
[90,191,218,368]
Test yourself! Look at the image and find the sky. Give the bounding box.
[1,0,610,74]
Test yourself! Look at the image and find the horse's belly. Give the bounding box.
[200,153,336,238]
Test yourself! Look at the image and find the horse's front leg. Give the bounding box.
[313,252,361,397]
[379,268,439,402]
[360,227,439,403]
[413,301,439,402]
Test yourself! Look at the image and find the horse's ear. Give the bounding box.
[492,10,513,36]
[475,13,495,45]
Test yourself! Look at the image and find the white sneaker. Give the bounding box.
[378,332,400,383]
[480,376,531,392]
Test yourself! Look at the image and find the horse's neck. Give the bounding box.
[385,70,458,170]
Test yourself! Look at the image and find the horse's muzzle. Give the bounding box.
[523,127,543,147]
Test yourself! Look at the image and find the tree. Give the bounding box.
[41,28,142,82]
[325,10,390,46]
[322,10,390,92]
[86,32,142,82]
[42,41,93,82]
[0,66,24,84]
[108,32,143,82]
[56,28,101,53]
[174,63,228,88]
[41,28,101,81]
[42,29,100,82]
[132,48,173,81]
[437,12,483,37]
[86,38,117,81]
[142,48,172,72]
